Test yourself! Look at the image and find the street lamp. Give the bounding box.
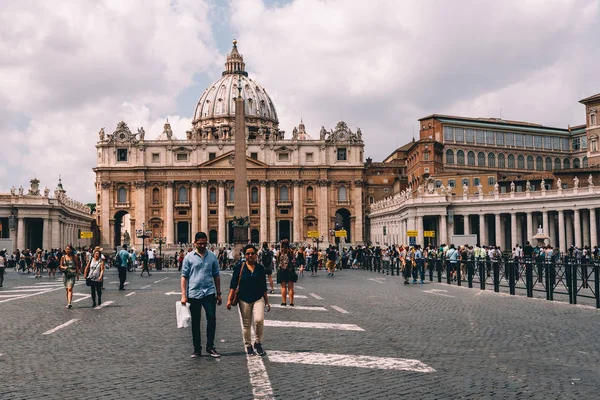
[153,233,167,258]
[312,235,324,251]
[136,223,152,270]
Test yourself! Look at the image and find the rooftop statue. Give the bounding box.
[573,176,579,188]
[589,174,594,187]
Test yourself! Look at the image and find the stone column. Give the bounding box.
[440,215,447,245]
[319,181,330,246]
[101,182,111,247]
[516,215,522,245]
[166,181,174,245]
[558,210,566,252]
[200,181,208,234]
[549,213,556,248]
[260,181,268,244]
[17,217,25,250]
[479,214,486,246]
[293,181,301,243]
[417,215,424,246]
[269,183,277,243]
[463,214,470,235]
[51,218,59,249]
[191,181,199,236]
[494,214,501,248]
[542,211,549,238]
[510,213,517,250]
[526,212,533,243]
[218,181,225,245]
[353,181,364,244]
[42,218,50,250]
[565,212,573,248]
[590,208,597,248]
[582,210,590,247]
[135,182,146,244]
[574,209,582,248]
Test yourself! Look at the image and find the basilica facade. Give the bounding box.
[94,41,365,250]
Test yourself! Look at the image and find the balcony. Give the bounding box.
[226,201,234,207]
[115,202,130,208]
[337,200,351,206]
[175,200,190,208]
[277,200,292,207]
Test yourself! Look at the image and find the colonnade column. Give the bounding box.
[166,181,174,245]
[494,214,501,248]
[582,210,590,247]
[574,209,581,248]
[590,208,597,248]
[42,218,50,250]
[565,213,573,248]
[440,215,447,245]
[269,183,276,243]
[293,181,301,243]
[200,181,208,234]
[463,214,470,235]
[542,211,549,238]
[100,182,111,246]
[17,217,25,250]
[318,181,329,246]
[416,215,424,246]
[259,181,268,244]
[191,181,199,236]
[526,212,533,243]
[558,210,566,252]
[51,218,59,249]
[217,181,225,245]
[510,213,517,250]
[549,214,556,248]
[353,181,364,244]
[479,214,487,246]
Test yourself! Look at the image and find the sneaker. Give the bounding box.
[289,303,294,307]
[92,303,97,308]
[67,304,72,309]
[206,347,221,358]
[412,279,417,283]
[280,302,286,306]
[420,280,425,284]
[254,343,266,356]
[269,289,274,294]
[403,280,409,285]
[190,352,201,358]
[246,346,255,356]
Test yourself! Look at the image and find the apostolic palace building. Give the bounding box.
[92,39,600,253]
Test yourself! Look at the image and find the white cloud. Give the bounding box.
[0,0,221,201]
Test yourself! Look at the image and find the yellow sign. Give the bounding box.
[79,231,93,239]
[424,231,435,237]
[407,230,418,237]
[335,230,347,238]
[307,231,320,238]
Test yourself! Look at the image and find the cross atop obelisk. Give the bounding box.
[232,71,249,257]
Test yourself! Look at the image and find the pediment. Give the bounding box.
[200,151,268,168]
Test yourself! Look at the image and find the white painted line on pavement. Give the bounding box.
[110,281,130,285]
[264,320,364,331]
[235,307,275,399]
[422,290,455,298]
[270,304,328,311]
[14,285,61,289]
[368,278,385,284]
[153,277,168,283]
[295,285,304,289]
[0,288,56,293]
[268,294,307,299]
[0,286,65,304]
[165,291,181,296]
[331,305,349,314]
[43,319,78,335]
[267,351,435,373]
[72,295,91,303]
[309,293,323,300]
[94,301,114,310]
[125,292,136,297]
[73,293,88,296]
[0,294,28,298]
[141,285,151,289]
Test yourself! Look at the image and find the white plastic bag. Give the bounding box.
[176,301,191,329]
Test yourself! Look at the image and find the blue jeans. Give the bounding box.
[415,259,424,281]
[188,295,217,353]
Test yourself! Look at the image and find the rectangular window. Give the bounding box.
[369,196,374,204]
[544,136,552,149]
[251,209,259,215]
[486,131,495,145]
[435,180,442,188]
[591,114,596,126]
[178,210,187,216]
[337,148,347,161]
[496,132,504,146]
[176,153,188,161]
[581,136,588,150]
[278,152,289,161]
[305,152,314,162]
[515,134,524,147]
[474,177,480,186]
[424,152,429,160]
[561,138,569,151]
[209,209,217,215]
[553,137,560,150]
[475,130,485,144]
[424,167,429,173]
[488,176,495,186]
[152,153,160,163]
[534,135,542,149]
[443,126,453,141]
[454,127,464,142]
[505,132,514,146]
[250,152,258,160]
[572,137,580,150]
[117,149,128,162]
[466,129,475,143]
[448,179,455,188]
[462,178,469,187]
[524,135,533,148]
[280,209,289,215]
[208,152,216,160]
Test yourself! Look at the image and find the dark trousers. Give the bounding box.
[0,267,4,286]
[189,295,217,353]
[91,282,102,304]
[117,267,127,289]
[403,261,412,281]
[415,259,424,281]
[141,263,151,276]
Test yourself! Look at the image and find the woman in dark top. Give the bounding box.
[226,244,271,356]
[276,239,297,306]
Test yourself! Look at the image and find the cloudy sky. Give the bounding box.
[1,0,599,203]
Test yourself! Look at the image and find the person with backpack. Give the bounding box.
[446,244,459,282]
[116,244,131,290]
[259,242,275,293]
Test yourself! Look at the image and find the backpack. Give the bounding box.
[261,250,272,267]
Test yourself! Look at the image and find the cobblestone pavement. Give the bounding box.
[1,267,599,399]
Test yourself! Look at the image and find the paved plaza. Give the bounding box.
[1,267,599,399]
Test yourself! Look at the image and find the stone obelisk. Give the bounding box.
[232,76,249,258]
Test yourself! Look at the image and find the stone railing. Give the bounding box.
[54,191,92,214]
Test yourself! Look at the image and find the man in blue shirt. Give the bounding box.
[181,232,222,358]
[117,245,131,290]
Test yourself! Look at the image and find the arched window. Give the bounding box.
[498,153,505,168]
[535,156,543,171]
[488,153,495,167]
[280,186,289,201]
[178,187,188,203]
[117,187,127,203]
[209,187,217,203]
[573,158,580,168]
[518,155,525,169]
[338,186,347,202]
[526,155,533,170]
[563,159,570,169]
[508,154,515,169]
[478,152,485,166]
[229,186,234,201]
[467,151,475,166]
[251,187,259,203]
[583,156,588,168]
[446,149,454,164]
[306,186,314,201]
[545,157,552,171]
[152,188,160,204]
[554,158,561,170]
[457,150,465,165]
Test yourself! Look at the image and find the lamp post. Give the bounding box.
[153,233,167,258]
[136,223,152,270]
[312,235,324,251]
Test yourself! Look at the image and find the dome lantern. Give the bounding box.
[223,39,248,77]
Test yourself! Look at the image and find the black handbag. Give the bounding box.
[86,278,93,287]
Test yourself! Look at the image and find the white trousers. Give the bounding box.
[239,298,265,347]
